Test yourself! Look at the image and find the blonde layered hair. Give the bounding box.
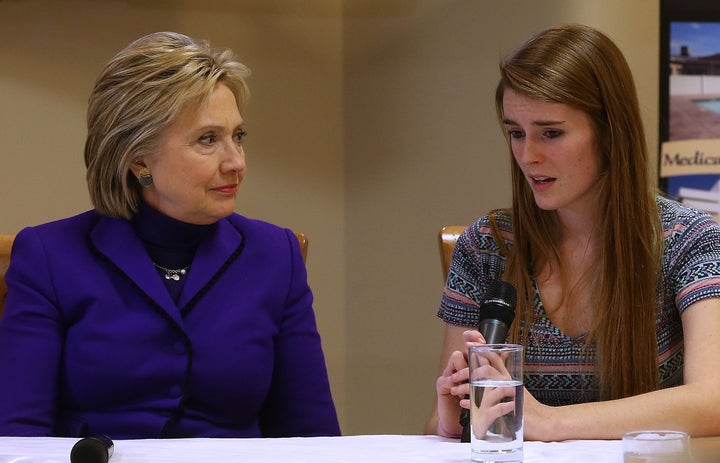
[493,24,662,400]
[85,31,250,219]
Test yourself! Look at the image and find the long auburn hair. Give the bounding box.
[493,24,662,400]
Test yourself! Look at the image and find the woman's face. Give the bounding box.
[132,83,246,225]
[501,88,603,220]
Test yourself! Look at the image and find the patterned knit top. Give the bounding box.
[437,196,720,406]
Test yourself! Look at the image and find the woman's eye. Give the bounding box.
[199,133,217,145]
[544,129,562,139]
[507,129,524,139]
[234,130,247,144]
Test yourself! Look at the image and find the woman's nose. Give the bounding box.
[515,139,542,165]
[221,140,246,173]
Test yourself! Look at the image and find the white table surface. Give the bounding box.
[0,434,625,463]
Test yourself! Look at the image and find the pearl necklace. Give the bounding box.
[153,263,190,281]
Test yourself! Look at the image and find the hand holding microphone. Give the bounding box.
[459,280,517,442]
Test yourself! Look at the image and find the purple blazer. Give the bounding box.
[0,211,340,438]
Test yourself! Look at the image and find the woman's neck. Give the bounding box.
[131,201,217,268]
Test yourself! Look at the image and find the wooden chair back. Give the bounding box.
[438,226,466,281]
[0,234,14,318]
[294,231,308,263]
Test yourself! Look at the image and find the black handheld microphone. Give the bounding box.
[460,280,517,442]
[70,436,114,463]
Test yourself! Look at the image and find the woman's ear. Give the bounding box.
[131,159,154,188]
[129,159,147,177]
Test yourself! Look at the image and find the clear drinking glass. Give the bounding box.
[622,430,691,463]
[468,344,524,463]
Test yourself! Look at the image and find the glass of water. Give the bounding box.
[622,430,691,463]
[468,344,524,463]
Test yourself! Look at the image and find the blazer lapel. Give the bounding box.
[89,216,183,326]
[177,219,244,309]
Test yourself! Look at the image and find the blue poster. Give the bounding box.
[663,21,720,216]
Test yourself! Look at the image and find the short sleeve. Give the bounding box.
[660,198,720,313]
[437,212,513,327]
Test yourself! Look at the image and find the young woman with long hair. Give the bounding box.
[427,24,720,441]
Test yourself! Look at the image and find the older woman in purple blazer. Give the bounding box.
[0,32,339,439]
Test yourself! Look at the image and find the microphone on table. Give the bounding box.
[459,280,517,443]
[70,436,114,463]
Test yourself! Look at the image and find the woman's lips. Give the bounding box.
[212,184,238,194]
[529,175,556,191]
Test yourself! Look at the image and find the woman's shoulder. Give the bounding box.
[7,211,108,270]
[656,195,720,234]
[463,209,514,248]
[16,210,101,241]
[223,214,306,272]
[224,213,292,237]
[223,213,300,254]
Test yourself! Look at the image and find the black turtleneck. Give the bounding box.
[131,201,217,303]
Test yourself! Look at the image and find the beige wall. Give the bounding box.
[0,0,658,435]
